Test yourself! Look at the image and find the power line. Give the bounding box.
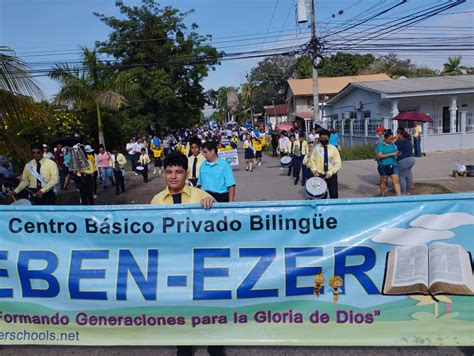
[260,0,280,50]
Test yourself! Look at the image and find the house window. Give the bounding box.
[363,111,371,118]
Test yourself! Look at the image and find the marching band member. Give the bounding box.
[187,137,205,187]
[293,134,308,185]
[308,129,342,199]
[285,135,296,177]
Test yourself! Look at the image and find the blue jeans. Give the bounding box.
[100,167,114,187]
[129,154,137,172]
[398,157,415,194]
[414,137,421,157]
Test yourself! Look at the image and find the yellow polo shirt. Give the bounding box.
[413,125,422,138]
[308,144,342,176]
[151,185,212,205]
[187,153,205,179]
[15,158,59,194]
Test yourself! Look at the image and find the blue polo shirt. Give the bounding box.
[198,157,236,193]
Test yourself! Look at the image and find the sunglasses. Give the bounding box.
[32,150,42,155]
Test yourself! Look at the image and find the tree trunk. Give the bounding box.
[96,102,105,149]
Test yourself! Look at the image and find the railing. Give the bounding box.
[466,112,474,132]
[428,113,443,134]
[353,120,365,136]
[367,119,384,137]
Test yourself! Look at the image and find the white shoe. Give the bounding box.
[153,170,157,175]
[134,172,138,176]
[258,162,261,166]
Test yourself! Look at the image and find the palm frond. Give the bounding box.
[0,46,44,99]
[95,90,127,110]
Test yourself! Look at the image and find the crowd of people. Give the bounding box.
[0,120,424,207]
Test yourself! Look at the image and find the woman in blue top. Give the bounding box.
[395,128,415,195]
[376,130,401,197]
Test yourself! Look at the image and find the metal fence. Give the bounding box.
[367,119,384,137]
[353,120,365,136]
[428,113,443,134]
[466,112,474,132]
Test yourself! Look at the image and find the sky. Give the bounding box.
[1,0,473,99]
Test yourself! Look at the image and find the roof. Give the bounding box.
[287,73,391,97]
[264,104,288,116]
[292,111,314,119]
[328,75,474,103]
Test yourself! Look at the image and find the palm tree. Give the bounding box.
[442,57,466,76]
[0,46,49,159]
[50,47,127,148]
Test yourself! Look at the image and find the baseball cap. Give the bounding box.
[84,145,94,153]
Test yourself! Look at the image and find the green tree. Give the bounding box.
[50,47,126,148]
[296,52,376,78]
[94,0,221,131]
[249,55,297,112]
[0,46,49,160]
[365,53,438,78]
[442,57,466,76]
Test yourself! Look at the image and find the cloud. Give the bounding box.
[410,213,474,231]
[371,228,454,246]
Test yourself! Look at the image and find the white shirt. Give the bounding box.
[134,142,145,154]
[278,137,290,151]
[126,142,136,155]
[308,133,319,143]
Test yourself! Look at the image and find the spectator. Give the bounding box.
[126,138,137,173]
[376,130,401,197]
[97,145,114,189]
[396,128,415,195]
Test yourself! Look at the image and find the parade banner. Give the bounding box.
[218,149,239,166]
[0,193,473,346]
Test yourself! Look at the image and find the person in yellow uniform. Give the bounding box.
[150,151,220,356]
[308,129,342,199]
[111,148,127,195]
[253,138,263,167]
[293,134,308,185]
[151,152,215,207]
[302,141,314,186]
[413,121,422,157]
[284,134,297,177]
[187,137,205,187]
[11,143,59,205]
[137,148,151,183]
[150,143,163,175]
[243,134,255,172]
[75,153,96,205]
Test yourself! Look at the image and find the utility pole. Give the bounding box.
[310,0,320,129]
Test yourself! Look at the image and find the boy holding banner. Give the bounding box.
[150,152,221,355]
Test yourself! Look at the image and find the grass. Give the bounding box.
[340,145,375,161]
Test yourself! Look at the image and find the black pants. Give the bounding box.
[76,175,95,205]
[177,346,225,356]
[140,166,149,183]
[325,173,339,199]
[92,171,98,195]
[206,191,229,203]
[292,156,303,179]
[272,145,278,157]
[302,164,311,185]
[114,170,125,193]
[30,190,56,205]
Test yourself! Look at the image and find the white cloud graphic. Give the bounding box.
[410,213,474,231]
[371,228,454,246]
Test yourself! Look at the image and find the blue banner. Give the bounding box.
[0,193,473,345]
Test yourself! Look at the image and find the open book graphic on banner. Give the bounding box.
[383,242,474,296]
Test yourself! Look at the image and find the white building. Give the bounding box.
[326,75,474,152]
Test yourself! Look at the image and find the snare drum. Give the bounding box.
[305,177,328,200]
[280,155,293,168]
[136,166,145,171]
[10,198,32,206]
